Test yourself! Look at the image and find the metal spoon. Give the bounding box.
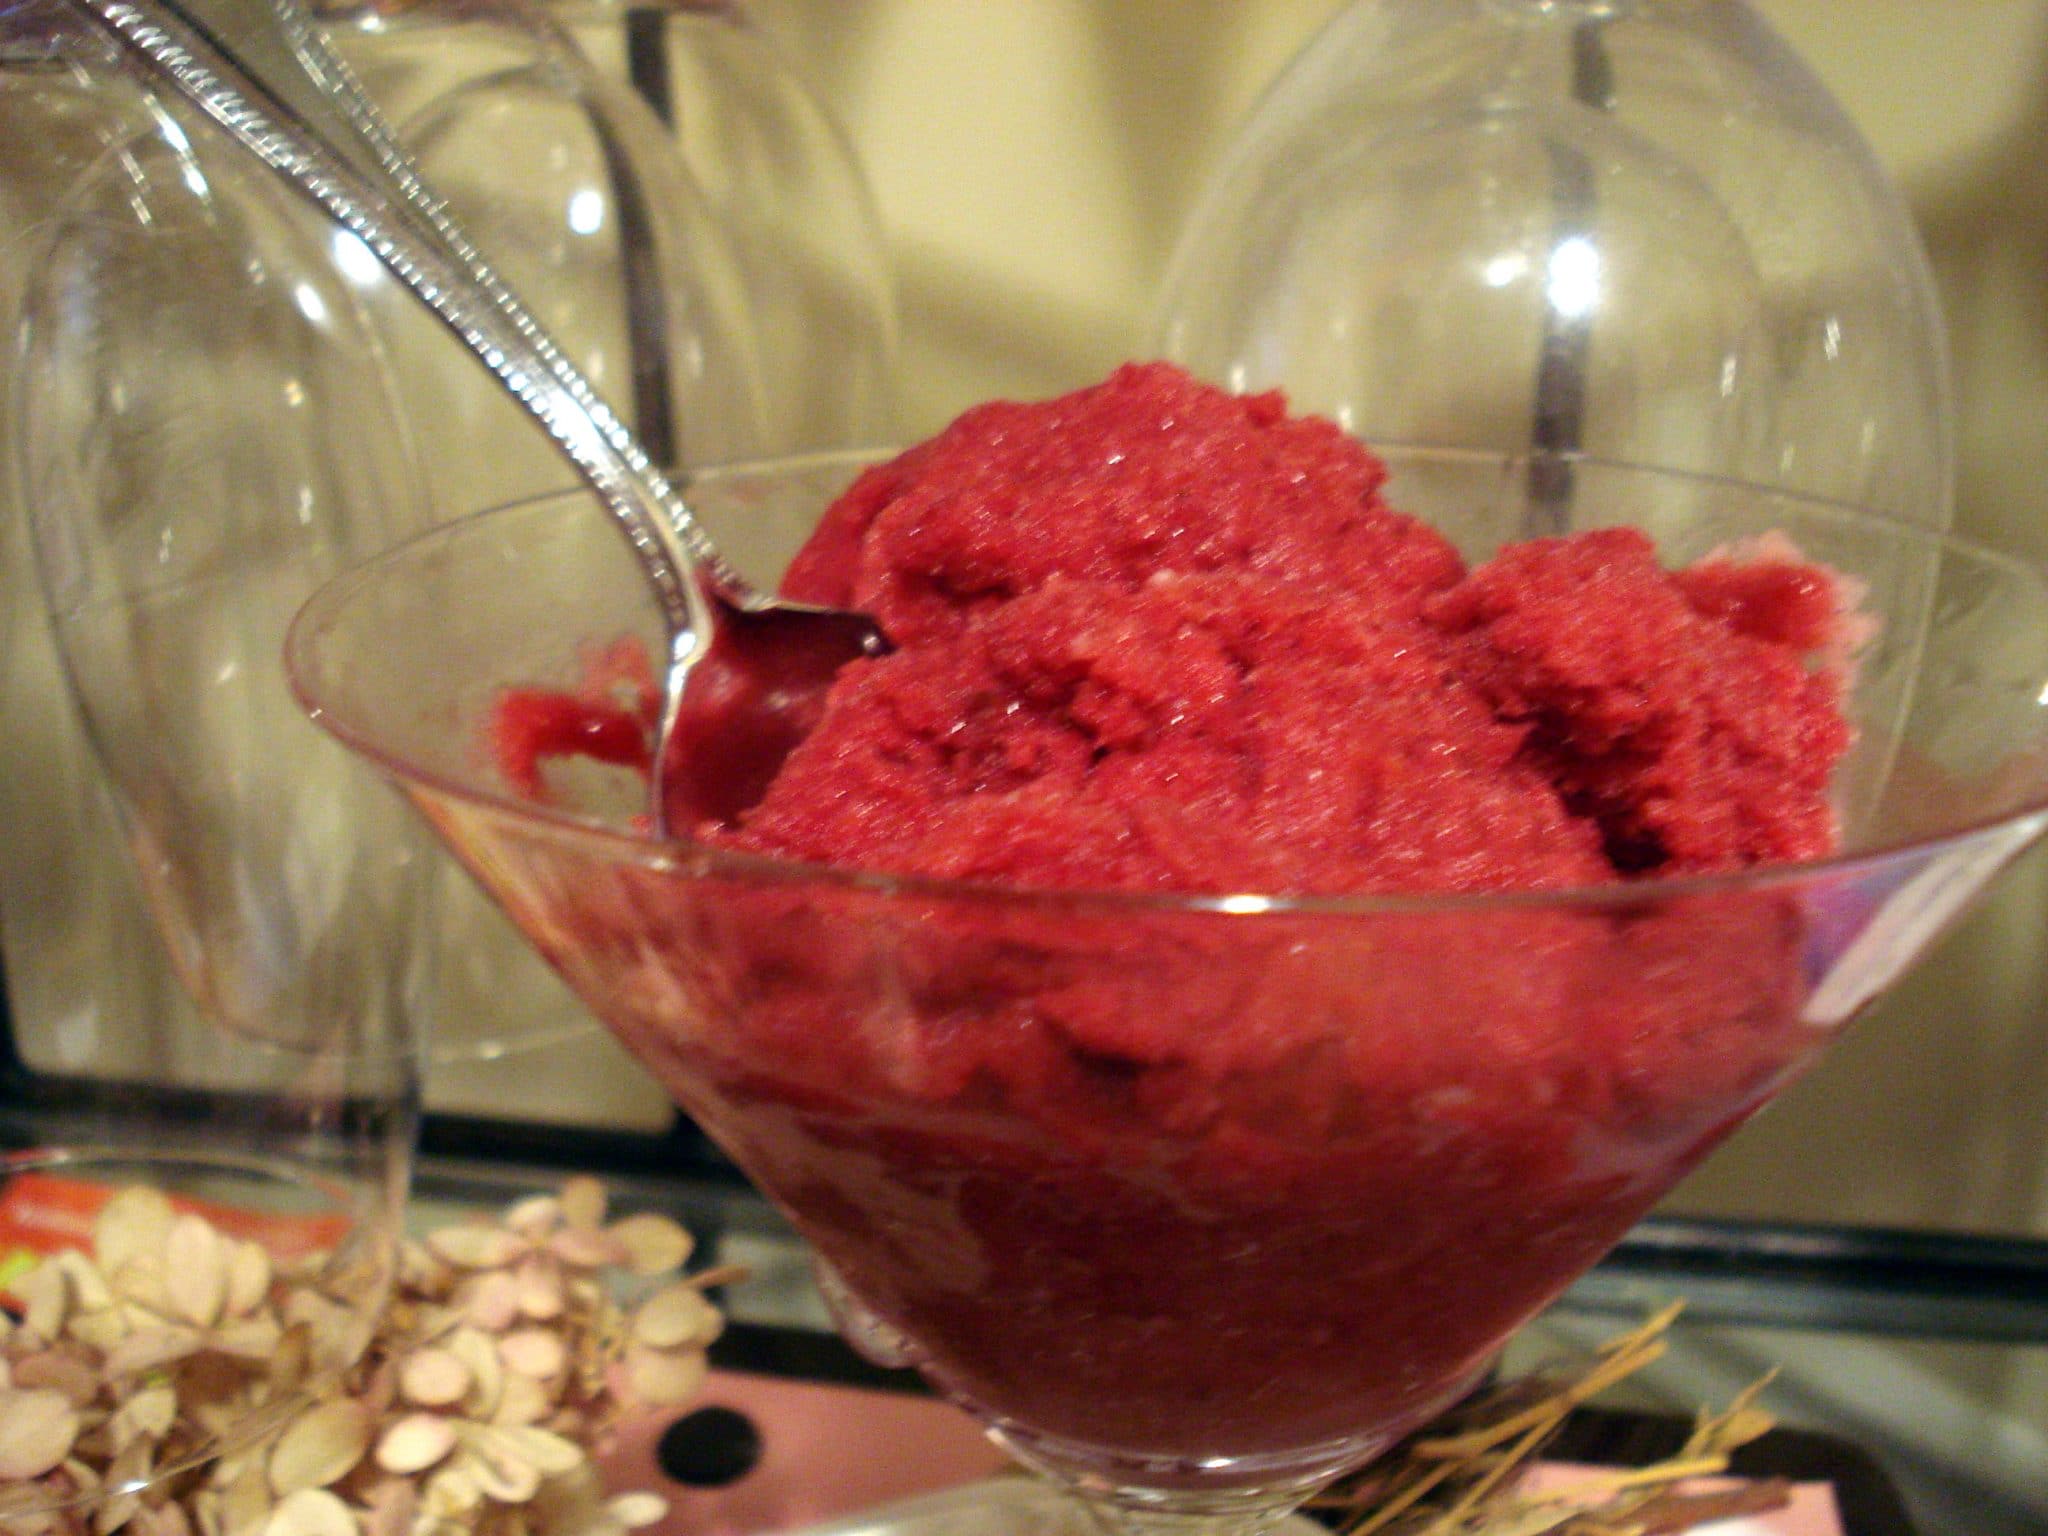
[67,0,882,829]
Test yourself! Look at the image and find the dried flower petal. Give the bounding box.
[51,1251,114,1315]
[268,1401,373,1496]
[605,1493,666,1530]
[457,1425,542,1505]
[493,1427,584,1480]
[445,1328,504,1421]
[397,1349,470,1410]
[558,1179,606,1234]
[281,1292,354,1369]
[94,1188,176,1279]
[109,1256,172,1315]
[605,1216,692,1279]
[631,1285,720,1351]
[621,1345,708,1407]
[95,1438,153,1534]
[219,1462,274,1536]
[503,1196,562,1241]
[513,1259,566,1323]
[15,1263,70,1343]
[489,1372,553,1429]
[11,1350,100,1408]
[355,1358,399,1419]
[101,1327,203,1379]
[165,1215,229,1329]
[225,1242,274,1319]
[96,1486,142,1535]
[110,1384,179,1446]
[0,1388,80,1480]
[208,1315,286,1362]
[395,1241,450,1297]
[265,1489,359,1536]
[373,1415,456,1477]
[132,1502,193,1536]
[424,1225,526,1272]
[499,1329,567,1382]
[63,1457,105,1499]
[270,1321,315,1398]
[358,1479,417,1536]
[67,1307,132,1356]
[461,1270,523,1333]
[420,1466,481,1522]
[545,1227,625,1272]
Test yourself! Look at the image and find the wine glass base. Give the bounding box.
[795,1478,1325,1536]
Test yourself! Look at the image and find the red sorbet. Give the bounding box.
[486,362,1860,1476]
[719,360,1851,889]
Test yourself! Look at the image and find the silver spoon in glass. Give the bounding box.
[67,0,883,830]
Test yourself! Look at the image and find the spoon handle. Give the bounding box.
[68,0,730,663]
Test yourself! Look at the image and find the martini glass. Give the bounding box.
[287,449,2048,1535]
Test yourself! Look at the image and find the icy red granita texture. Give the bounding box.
[488,362,1857,1471]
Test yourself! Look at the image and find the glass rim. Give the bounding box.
[285,443,2048,921]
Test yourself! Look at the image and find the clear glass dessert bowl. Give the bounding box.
[286,449,2048,1535]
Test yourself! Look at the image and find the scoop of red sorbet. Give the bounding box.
[479,366,1865,1461]
[715,362,1853,892]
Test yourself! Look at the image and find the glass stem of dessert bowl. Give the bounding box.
[1073,1497,1311,1535]
[70,0,880,829]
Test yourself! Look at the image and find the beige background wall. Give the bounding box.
[748,0,2048,1240]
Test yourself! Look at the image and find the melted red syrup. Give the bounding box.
[1678,551,1844,650]
[489,636,656,802]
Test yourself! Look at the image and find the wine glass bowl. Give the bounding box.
[288,450,2048,1532]
[1156,0,1954,531]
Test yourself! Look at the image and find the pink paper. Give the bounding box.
[1525,1462,1846,1534]
[603,1379,1849,1536]
[601,1370,1009,1536]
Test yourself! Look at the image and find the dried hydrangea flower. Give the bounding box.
[0,1180,723,1536]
